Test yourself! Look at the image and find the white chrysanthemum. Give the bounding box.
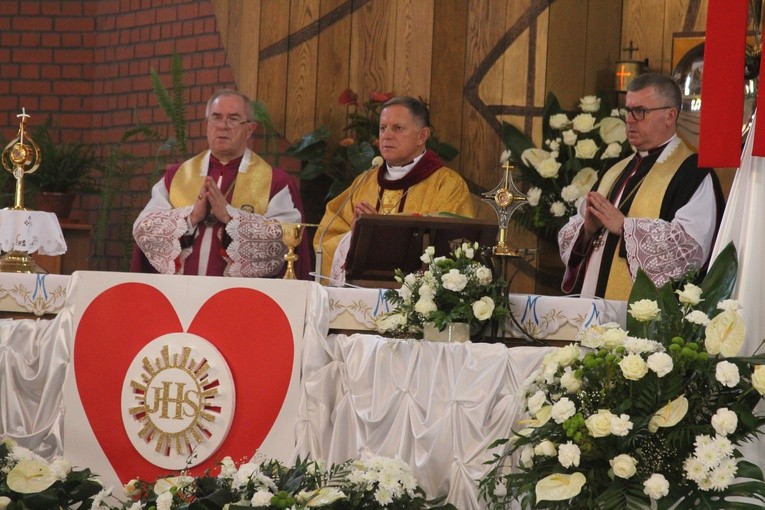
[685,310,710,326]
[442,269,468,292]
[647,352,673,377]
[711,407,738,436]
[557,442,581,468]
[527,187,542,206]
[550,201,567,217]
[715,360,740,388]
[643,473,670,500]
[551,397,576,424]
[684,456,707,483]
[623,336,663,354]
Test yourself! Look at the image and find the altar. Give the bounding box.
[0,272,625,510]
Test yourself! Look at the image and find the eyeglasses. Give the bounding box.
[618,106,674,121]
[206,115,251,128]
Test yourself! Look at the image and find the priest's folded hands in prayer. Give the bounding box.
[582,190,625,242]
[191,176,233,226]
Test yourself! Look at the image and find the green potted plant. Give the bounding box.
[26,118,99,219]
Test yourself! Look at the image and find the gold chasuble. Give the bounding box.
[315,150,475,280]
[596,141,695,300]
[168,151,272,213]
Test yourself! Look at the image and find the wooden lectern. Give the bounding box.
[344,214,498,288]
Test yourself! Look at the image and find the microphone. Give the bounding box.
[314,156,384,283]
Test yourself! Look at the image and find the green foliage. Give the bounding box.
[24,117,99,193]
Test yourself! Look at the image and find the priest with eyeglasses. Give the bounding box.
[558,72,725,300]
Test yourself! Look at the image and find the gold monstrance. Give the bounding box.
[0,109,47,273]
[481,160,528,256]
[2,108,41,210]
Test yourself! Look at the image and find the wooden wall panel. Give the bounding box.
[584,0,623,97]
[236,1,261,99]
[285,0,319,142]
[546,0,588,108]
[257,0,291,134]
[314,0,353,145]
[349,0,396,97]
[460,0,507,187]
[430,0,468,168]
[392,0,434,100]
[622,0,666,74]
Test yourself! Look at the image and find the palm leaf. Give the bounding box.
[698,242,738,317]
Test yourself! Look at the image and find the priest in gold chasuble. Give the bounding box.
[315,96,475,285]
[558,73,725,301]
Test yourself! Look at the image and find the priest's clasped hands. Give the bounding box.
[190,176,232,226]
[583,190,625,241]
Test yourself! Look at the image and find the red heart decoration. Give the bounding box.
[74,282,294,483]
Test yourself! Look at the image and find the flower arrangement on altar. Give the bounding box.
[501,93,633,241]
[0,440,456,510]
[478,243,765,509]
[375,242,510,339]
[287,88,459,199]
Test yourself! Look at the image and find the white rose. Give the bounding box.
[475,266,493,285]
[685,310,710,326]
[572,113,596,133]
[534,440,557,457]
[527,187,542,206]
[599,116,627,143]
[550,201,566,217]
[628,299,660,322]
[610,454,637,479]
[537,157,561,178]
[520,445,535,468]
[560,368,581,393]
[643,473,670,500]
[0,497,11,510]
[561,184,580,202]
[557,441,581,468]
[574,138,598,159]
[585,410,614,437]
[601,142,623,159]
[554,344,580,367]
[472,296,495,321]
[549,113,569,129]
[602,327,628,348]
[551,397,576,423]
[420,246,435,263]
[571,167,598,192]
[676,283,703,305]
[414,297,437,315]
[579,95,601,113]
[619,353,648,381]
[753,365,765,395]
[715,360,740,387]
[562,129,577,146]
[647,352,673,377]
[521,148,552,169]
[711,407,738,436]
[705,310,745,357]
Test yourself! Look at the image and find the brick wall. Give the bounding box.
[1,0,237,271]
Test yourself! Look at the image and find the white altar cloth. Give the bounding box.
[0,209,67,255]
[294,332,552,510]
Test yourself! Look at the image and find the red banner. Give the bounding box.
[698,0,748,167]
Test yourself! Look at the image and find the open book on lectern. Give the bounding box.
[344,214,499,288]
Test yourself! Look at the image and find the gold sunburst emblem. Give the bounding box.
[127,344,221,457]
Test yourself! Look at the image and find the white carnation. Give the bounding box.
[442,269,468,292]
[647,352,673,377]
[557,441,581,468]
[643,473,670,500]
[550,201,566,217]
[715,361,740,388]
[527,187,542,206]
[551,397,576,424]
[561,184,581,202]
[685,310,710,326]
[711,408,738,436]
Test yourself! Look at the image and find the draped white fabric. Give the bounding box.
[0,312,72,459]
[294,332,552,510]
[709,117,765,469]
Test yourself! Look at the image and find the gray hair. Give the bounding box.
[382,96,431,128]
[627,73,682,112]
[205,89,254,121]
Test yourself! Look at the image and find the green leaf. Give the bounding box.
[501,121,535,160]
[346,141,375,171]
[698,242,738,317]
[287,126,331,157]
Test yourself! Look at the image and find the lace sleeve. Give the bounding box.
[623,218,705,287]
[224,207,288,278]
[132,207,191,274]
[558,216,584,266]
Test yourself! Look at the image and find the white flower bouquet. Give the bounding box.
[479,243,765,509]
[501,93,633,241]
[375,242,510,339]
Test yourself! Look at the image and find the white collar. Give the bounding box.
[385,151,426,180]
